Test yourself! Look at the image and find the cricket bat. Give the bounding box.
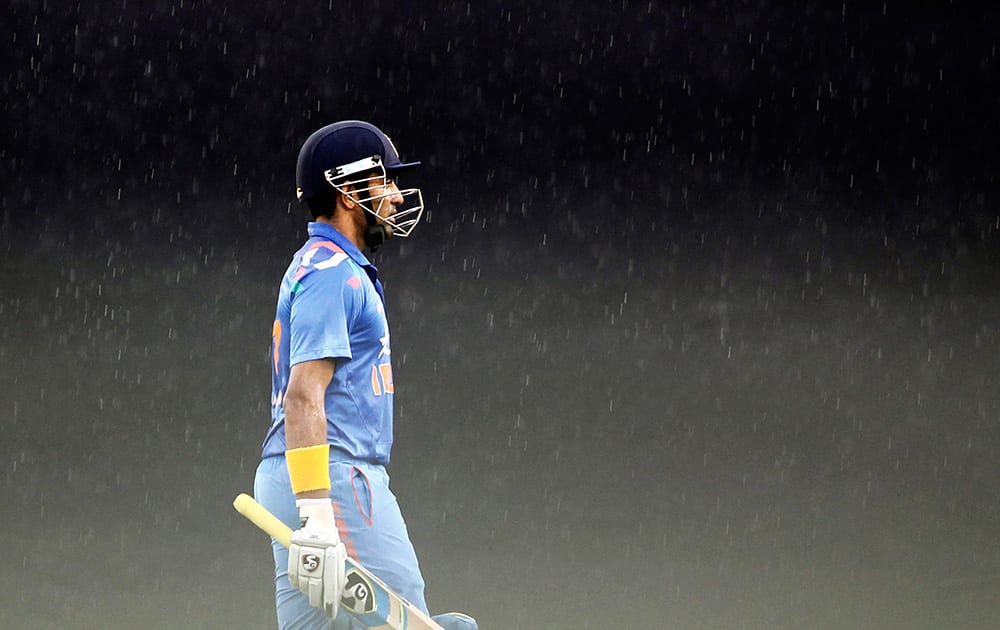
[233,493,444,630]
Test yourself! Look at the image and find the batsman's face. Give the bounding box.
[370,176,405,236]
[336,166,424,240]
[344,171,404,237]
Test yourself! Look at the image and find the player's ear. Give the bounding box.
[338,186,359,210]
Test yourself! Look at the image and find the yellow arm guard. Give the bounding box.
[285,444,331,494]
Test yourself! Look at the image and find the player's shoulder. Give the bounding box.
[293,241,363,286]
[300,240,349,266]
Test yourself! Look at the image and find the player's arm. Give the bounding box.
[284,358,336,500]
[283,357,348,618]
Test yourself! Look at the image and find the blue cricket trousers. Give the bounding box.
[254,452,428,630]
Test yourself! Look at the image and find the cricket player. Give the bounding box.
[253,121,477,630]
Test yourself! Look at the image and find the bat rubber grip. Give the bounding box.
[234,493,293,548]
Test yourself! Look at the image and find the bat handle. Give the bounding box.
[233,493,293,548]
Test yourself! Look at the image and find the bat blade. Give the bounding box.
[233,493,443,630]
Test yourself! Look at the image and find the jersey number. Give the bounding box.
[370,364,394,396]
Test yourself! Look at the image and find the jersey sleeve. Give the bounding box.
[288,262,360,365]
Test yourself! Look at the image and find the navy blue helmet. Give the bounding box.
[295,120,421,203]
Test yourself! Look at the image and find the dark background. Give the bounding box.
[2,1,999,628]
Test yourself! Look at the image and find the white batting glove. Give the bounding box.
[288,499,347,619]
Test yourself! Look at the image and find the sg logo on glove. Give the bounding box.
[302,553,321,572]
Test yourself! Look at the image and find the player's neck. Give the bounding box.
[317,214,365,251]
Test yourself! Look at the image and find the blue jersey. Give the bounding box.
[261,222,395,463]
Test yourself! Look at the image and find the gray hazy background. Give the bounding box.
[2,2,999,628]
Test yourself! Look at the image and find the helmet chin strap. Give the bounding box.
[364,223,387,251]
[361,197,387,251]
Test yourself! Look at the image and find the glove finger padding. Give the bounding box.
[322,544,347,617]
[288,529,348,618]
